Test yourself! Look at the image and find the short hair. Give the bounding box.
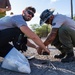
[25,6,36,13]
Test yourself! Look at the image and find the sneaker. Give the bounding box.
[54,53,66,59]
[61,56,75,63]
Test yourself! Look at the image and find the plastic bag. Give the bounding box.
[1,47,31,73]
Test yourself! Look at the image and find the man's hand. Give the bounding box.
[37,47,50,55]
[37,47,42,55]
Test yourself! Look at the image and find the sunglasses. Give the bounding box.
[27,10,34,17]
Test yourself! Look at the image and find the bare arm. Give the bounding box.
[20,25,50,54]
[27,39,37,49]
[4,6,11,11]
[4,0,11,11]
[0,6,11,12]
[44,28,58,46]
[37,28,58,54]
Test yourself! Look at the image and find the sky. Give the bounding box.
[7,0,75,25]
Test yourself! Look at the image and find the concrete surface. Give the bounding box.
[0,38,75,75]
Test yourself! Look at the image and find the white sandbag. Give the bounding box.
[1,47,31,73]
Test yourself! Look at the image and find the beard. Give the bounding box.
[22,15,31,21]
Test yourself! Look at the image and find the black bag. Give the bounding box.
[13,34,27,52]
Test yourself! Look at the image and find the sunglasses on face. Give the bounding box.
[27,10,34,17]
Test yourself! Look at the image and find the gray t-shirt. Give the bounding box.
[52,14,75,30]
[0,15,27,30]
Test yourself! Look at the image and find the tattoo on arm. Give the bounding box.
[44,28,58,45]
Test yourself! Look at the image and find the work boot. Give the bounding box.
[61,52,75,63]
[54,53,66,59]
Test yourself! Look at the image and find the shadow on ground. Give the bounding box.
[0,56,75,75]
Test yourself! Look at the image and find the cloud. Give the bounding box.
[50,0,58,3]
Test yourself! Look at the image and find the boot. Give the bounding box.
[54,53,66,59]
[61,52,75,63]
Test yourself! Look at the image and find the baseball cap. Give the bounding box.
[40,9,54,25]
